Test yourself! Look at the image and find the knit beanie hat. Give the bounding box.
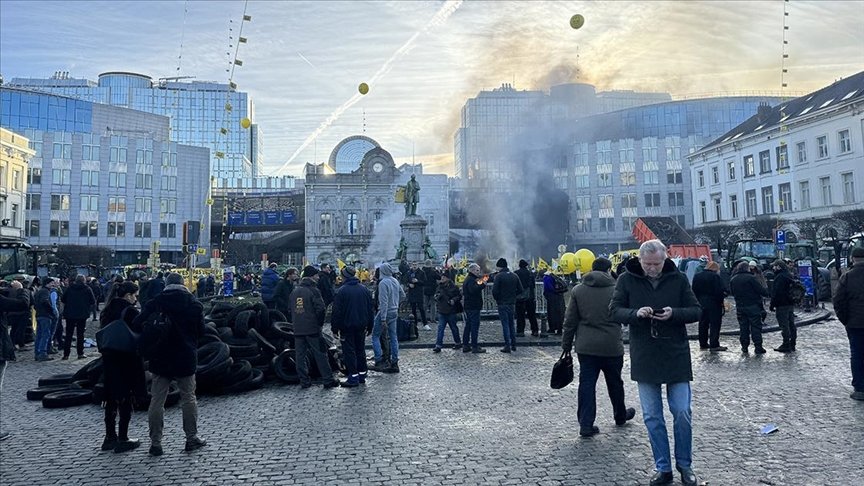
[341,266,356,280]
[496,258,508,269]
[302,265,319,278]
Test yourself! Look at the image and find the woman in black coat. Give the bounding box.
[98,281,146,454]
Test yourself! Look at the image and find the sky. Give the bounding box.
[1,0,862,177]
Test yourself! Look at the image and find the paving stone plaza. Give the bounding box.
[1,307,861,485]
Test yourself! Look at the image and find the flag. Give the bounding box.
[460,254,468,269]
[537,258,549,271]
[336,258,346,271]
[531,258,536,269]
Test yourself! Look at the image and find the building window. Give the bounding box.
[108,197,126,212]
[108,171,127,188]
[134,197,152,213]
[668,192,684,207]
[107,222,126,237]
[134,222,152,238]
[644,169,659,185]
[745,189,757,217]
[711,166,720,185]
[699,201,707,223]
[596,140,612,164]
[79,221,98,237]
[697,170,705,188]
[160,223,177,238]
[665,137,681,161]
[620,169,636,186]
[82,134,100,161]
[727,160,736,181]
[621,193,637,209]
[425,213,434,233]
[776,144,789,170]
[50,194,71,211]
[574,174,589,188]
[599,218,614,232]
[744,155,755,177]
[620,139,635,162]
[730,194,738,219]
[644,193,661,208]
[12,170,21,191]
[160,198,177,215]
[110,136,128,163]
[574,218,589,232]
[81,195,98,211]
[796,141,807,164]
[597,173,612,187]
[799,181,810,210]
[27,168,42,185]
[10,204,18,227]
[161,175,178,191]
[839,129,852,153]
[817,135,828,158]
[599,194,614,210]
[778,183,791,212]
[712,196,721,221]
[759,150,771,174]
[676,215,686,227]
[761,186,774,214]
[26,220,40,237]
[666,169,683,184]
[842,172,855,203]
[49,220,69,237]
[51,168,71,185]
[162,152,177,167]
[52,133,72,159]
[136,149,153,164]
[320,213,332,236]
[26,194,41,210]
[622,217,636,232]
[820,176,832,206]
[135,173,153,190]
[347,212,359,235]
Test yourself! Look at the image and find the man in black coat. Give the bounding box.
[769,259,797,353]
[290,266,340,389]
[833,247,864,400]
[331,266,374,387]
[691,261,727,351]
[317,263,336,308]
[405,263,428,329]
[492,258,523,353]
[7,279,31,351]
[133,273,206,457]
[610,240,701,486]
[0,284,30,441]
[422,260,439,324]
[730,261,770,354]
[461,264,487,353]
[514,259,541,336]
[60,275,96,360]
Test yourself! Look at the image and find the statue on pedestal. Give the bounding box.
[422,235,438,261]
[395,237,408,261]
[404,174,420,217]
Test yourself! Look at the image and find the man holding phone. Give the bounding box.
[610,240,701,486]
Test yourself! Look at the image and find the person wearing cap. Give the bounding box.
[515,259,541,337]
[730,261,770,354]
[769,259,798,353]
[289,266,340,389]
[543,269,566,335]
[133,273,207,456]
[331,266,374,387]
[492,258,524,353]
[260,262,280,309]
[833,247,864,400]
[461,264,487,353]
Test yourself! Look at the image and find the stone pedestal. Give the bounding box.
[400,215,428,263]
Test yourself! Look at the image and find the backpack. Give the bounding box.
[552,276,569,294]
[787,278,805,305]
[137,311,173,359]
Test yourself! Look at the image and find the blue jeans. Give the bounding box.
[498,304,516,347]
[372,310,399,364]
[637,382,692,472]
[462,310,481,348]
[848,327,864,392]
[435,312,461,348]
[35,317,54,358]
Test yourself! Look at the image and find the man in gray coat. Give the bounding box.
[610,240,701,486]
[371,263,405,373]
[289,266,339,389]
[562,257,635,438]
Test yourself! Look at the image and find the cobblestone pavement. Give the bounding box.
[1,307,860,485]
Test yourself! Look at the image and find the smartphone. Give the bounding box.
[651,308,666,315]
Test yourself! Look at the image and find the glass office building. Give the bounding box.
[0,86,211,264]
[8,72,260,179]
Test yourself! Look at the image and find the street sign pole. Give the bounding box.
[775,229,786,260]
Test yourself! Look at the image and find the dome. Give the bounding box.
[329,135,379,173]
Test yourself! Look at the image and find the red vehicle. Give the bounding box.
[632,217,712,261]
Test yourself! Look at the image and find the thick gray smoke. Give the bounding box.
[365,209,405,265]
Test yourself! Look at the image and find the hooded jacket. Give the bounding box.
[514,267,536,300]
[769,267,796,308]
[729,268,769,308]
[492,267,523,306]
[289,277,326,336]
[435,279,462,315]
[405,268,426,303]
[61,281,96,320]
[610,257,701,383]
[260,267,280,302]
[133,285,205,378]
[462,273,486,311]
[331,277,375,333]
[833,263,864,328]
[377,263,405,315]
[691,269,726,310]
[562,270,622,357]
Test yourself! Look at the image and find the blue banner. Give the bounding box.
[245,211,262,225]
[264,211,280,225]
[228,212,245,225]
[281,209,295,224]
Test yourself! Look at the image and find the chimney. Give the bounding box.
[756,102,772,122]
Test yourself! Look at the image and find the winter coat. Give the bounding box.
[317,272,335,306]
[99,298,146,400]
[260,268,280,303]
[492,268,523,306]
[730,269,769,308]
[331,277,375,333]
[462,273,486,311]
[435,280,462,315]
[562,270,623,357]
[514,267,536,301]
[610,257,701,384]
[422,267,439,296]
[6,287,32,328]
[148,277,165,301]
[769,268,796,309]
[0,293,30,361]
[33,287,58,319]
[377,263,405,315]
[274,278,295,316]
[833,264,864,329]
[61,282,96,320]
[405,269,426,304]
[88,280,104,303]
[290,278,326,336]
[133,285,205,378]
[691,270,726,310]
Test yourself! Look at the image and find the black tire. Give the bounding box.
[248,328,276,354]
[229,342,260,359]
[27,383,81,401]
[37,373,77,387]
[203,323,220,336]
[196,342,230,374]
[272,350,300,384]
[72,358,103,382]
[197,357,233,385]
[220,368,256,394]
[92,382,105,404]
[73,379,94,389]
[233,310,256,338]
[217,326,234,341]
[244,368,265,391]
[42,389,93,408]
[223,335,256,347]
[221,360,252,385]
[133,383,180,411]
[253,303,271,334]
[225,303,254,329]
[211,301,235,314]
[248,351,272,367]
[270,322,293,339]
[198,334,222,346]
[268,310,287,325]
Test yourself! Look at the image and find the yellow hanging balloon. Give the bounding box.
[574,249,596,274]
[358,83,369,95]
[240,117,251,129]
[559,252,577,274]
[570,14,585,30]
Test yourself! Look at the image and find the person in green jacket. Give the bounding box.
[562,257,636,438]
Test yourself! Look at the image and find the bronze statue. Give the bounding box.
[422,236,438,261]
[395,237,408,261]
[404,174,420,217]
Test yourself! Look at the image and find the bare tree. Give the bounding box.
[738,216,784,240]
[693,223,741,252]
[834,209,864,236]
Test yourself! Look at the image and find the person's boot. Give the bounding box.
[383,361,400,373]
[184,437,207,453]
[579,425,599,437]
[754,345,767,354]
[790,340,796,351]
[341,375,360,388]
[649,471,674,486]
[462,346,472,353]
[471,347,487,354]
[101,435,118,451]
[774,342,792,353]
[370,360,389,372]
[615,407,637,426]
[113,438,140,453]
[357,372,367,384]
[676,466,698,486]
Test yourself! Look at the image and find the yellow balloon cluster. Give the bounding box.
[559,252,578,274]
[358,83,369,95]
[573,249,596,274]
[240,117,252,129]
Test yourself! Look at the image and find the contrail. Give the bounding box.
[297,52,316,69]
[274,0,463,176]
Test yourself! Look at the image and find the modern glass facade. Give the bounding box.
[9,72,260,179]
[0,87,211,264]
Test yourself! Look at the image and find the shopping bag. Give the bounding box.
[550,351,574,389]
